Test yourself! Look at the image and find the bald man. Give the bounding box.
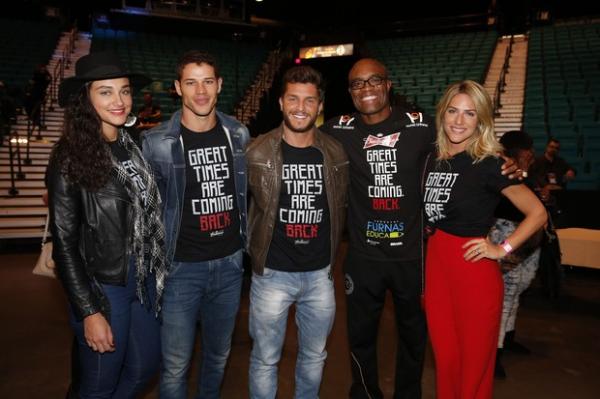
[322,58,432,399]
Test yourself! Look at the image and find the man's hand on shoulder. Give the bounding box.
[499,154,523,180]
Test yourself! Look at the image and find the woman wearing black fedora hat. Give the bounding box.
[46,51,168,398]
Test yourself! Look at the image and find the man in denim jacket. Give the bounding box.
[142,50,249,399]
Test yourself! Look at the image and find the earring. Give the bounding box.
[125,114,137,127]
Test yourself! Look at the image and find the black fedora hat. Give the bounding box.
[58,51,152,107]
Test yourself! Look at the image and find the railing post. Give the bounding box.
[24,118,33,165]
[50,58,63,111]
[8,138,19,196]
[7,130,25,196]
[38,100,46,137]
[14,130,25,180]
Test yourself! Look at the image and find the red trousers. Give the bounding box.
[425,229,503,399]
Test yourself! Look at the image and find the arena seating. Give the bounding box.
[367,30,498,115]
[524,23,600,189]
[90,27,269,118]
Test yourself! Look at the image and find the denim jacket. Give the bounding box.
[141,110,250,262]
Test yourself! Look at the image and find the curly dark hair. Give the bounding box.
[51,85,112,191]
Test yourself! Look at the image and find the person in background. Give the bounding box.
[246,65,349,398]
[489,130,545,379]
[423,81,547,399]
[142,50,250,399]
[137,91,162,129]
[529,137,576,220]
[531,138,576,188]
[47,51,166,399]
[24,63,51,136]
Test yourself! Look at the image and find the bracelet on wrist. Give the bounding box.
[500,240,513,255]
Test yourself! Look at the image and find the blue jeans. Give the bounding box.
[249,266,336,399]
[70,262,160,399]
[159,249,243,399]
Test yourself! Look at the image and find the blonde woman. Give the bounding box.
[422,80,546,399]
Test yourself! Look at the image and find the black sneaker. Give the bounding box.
[494,352,507,380]
[505,339,532,355]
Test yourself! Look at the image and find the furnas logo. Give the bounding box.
[365,220,405,239]
[405,112,429,128]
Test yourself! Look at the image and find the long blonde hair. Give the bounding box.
[435,80,501,162]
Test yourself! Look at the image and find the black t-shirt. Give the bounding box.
[494,176,537,222]
[322,108,435,261]
[109,139,148,206]
[265,141,331,272]
[109,139,129,163]
[424,152,519,237]
[529,155,574,188]
[174,123,242,262]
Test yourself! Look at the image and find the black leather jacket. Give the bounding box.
[47,157,134,321]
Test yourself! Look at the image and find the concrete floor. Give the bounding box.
[1,241,599,398]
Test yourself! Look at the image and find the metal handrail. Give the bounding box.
[49,26,77,108]
[49,58,64,109]
[24,100,45,164]
[7,129,26,196]
[494,35,514,115]
[66,26,77,69]
[234,49,282,125]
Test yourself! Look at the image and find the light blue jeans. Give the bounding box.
[249,266,336,399]
[159,249,243,399]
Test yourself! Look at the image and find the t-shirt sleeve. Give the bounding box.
[558,157,576,175]
[420,112,437,152]
[484,156,520,193]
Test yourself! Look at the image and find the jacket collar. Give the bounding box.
[271,123,326,150]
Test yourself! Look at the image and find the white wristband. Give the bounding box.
[501,240,513,254]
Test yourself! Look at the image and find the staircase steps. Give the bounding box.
[0,207,48,216]
[484,34,529,136]
[0,188,47,196]
[0,30,91,240]
[0,165,48,173]
[0,197,45,207]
